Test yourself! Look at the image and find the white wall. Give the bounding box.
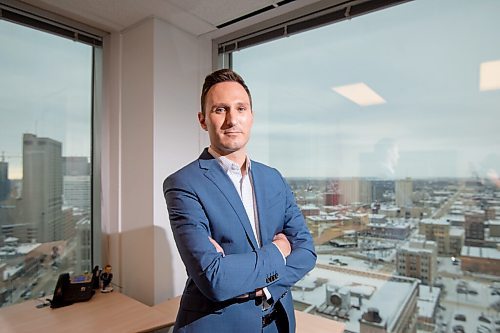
[101,16,212,305]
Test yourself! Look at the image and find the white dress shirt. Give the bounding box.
[208,147,280,304]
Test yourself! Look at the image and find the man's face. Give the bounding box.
[199,81,253,155]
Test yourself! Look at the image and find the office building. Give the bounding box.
[301,204,320,217]
[0,159,9,202]
[338,178,372,206]
[63,175,91,212]
[75,218,91,274]
[0,223,37,243]
[22,134,63,243]
[366,220,411,240]
[464,210,485,245]
[63,157,90,176]
[396,239,437,285]
[460,246,500,276]
[419,218,464,256]
[297,265,418,333]
[416,285,441,332]
[396,178,413,208]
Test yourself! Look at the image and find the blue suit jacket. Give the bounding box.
[164,148,316,332]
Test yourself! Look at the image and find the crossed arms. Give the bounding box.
[164,173,316,302]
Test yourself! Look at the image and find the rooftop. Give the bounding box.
[461,246,500,260]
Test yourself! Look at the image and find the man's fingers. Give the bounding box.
[208,237,225,256]
[272,234,291,257]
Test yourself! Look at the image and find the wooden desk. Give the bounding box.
[153,296,345,333]
[0,292,169,333]
[152,295,181,327]
[295,309,345,333]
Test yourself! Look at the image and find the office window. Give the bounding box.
[230,0,500,332]
[0,14,98,307]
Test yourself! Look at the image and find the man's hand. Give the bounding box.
[209,237,225,256]
[237,288,264,299]
[272,233,291,257]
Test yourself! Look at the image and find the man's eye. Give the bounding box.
[238,107,246,112]
[214,108,225,114]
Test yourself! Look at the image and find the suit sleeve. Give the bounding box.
[267,173,317,303]
[164,175,287,302]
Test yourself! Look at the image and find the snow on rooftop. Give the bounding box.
[17,243,41,255]
[420,218,449,225]
[418,285,441,319]
[293,263,417,333]
[461,246,500,259]
[308,215,350,222]
[368,214,386,219]
[3,265,23,281]
[301,204,320,210]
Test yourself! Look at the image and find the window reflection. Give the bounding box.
[233,0,500,332]
[0,20,93,307]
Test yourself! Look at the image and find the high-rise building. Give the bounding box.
[396,177,413,208]
[75,218,91,273]
[63,156,90,176]
[0,159,12,228]
[63,175,91,211]
[0,159,9,202]
[464,210,485,244]
[22,133,63,242]
[338,178,372,205]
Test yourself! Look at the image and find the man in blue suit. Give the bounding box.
[164,69,316,332]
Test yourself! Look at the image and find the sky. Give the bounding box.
[233,0,500,179]
[0,20,93,179]
[1,0,499,180]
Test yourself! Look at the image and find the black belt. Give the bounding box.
[262,308,278,328]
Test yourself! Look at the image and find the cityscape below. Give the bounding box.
[288,176,500,333]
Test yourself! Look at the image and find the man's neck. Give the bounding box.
[209,146,248,174]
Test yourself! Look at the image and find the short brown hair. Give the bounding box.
[200,68,252,115]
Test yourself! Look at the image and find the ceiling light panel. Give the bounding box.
[332,83,386,107]
[480,60,500,91]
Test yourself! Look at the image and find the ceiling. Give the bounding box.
[17,0,329,37]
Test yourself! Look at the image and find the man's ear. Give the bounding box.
[198,112,208,131]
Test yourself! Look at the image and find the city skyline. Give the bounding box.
[0,19,92,180]
[234,0,500,179]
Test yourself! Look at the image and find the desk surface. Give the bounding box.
[153,296,345,333]
[0,292,169,333]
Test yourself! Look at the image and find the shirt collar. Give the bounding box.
[208,146,251,174]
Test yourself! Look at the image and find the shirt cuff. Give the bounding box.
[262,287,273,309]
[263,287,271,300]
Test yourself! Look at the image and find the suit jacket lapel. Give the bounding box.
[199,149,259,250]
[250,164,269,245]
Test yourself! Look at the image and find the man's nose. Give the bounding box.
[225,108,238,126]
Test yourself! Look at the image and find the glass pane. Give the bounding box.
[233,0,500,332]
[0,19,93,307]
